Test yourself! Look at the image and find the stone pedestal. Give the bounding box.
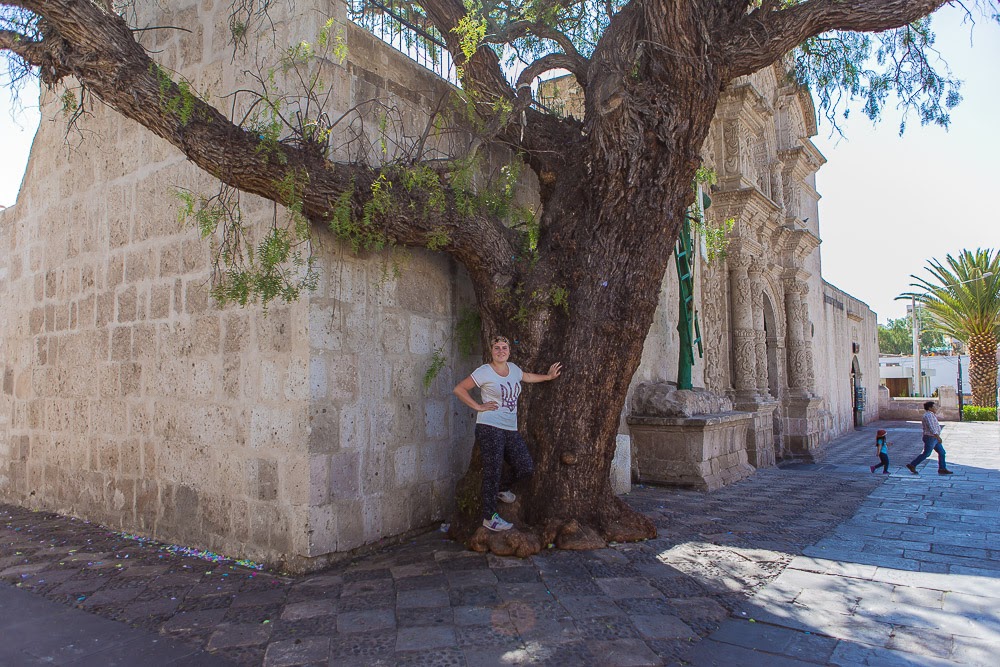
[937,386,960,421]
[611,434,632,495]
[784,396,824,461]
[627,412,755,491]
[734,397,779,468]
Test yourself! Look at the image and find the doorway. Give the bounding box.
[851,355,864,428]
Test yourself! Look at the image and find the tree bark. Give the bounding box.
[451,0,725,550]
[968,332,998,408]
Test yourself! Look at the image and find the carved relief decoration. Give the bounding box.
[732,328,758,391]
[749,264,769,394]
[787,343,809,389]
[781,167,794,215]
[770,161,785,209]
[733,268,753,311]
[800,291,817,390]
[700,261,730,394]
[741,126,754,178]
[754,136,769,197]
[723,121,740,176]
[784,283,806,389]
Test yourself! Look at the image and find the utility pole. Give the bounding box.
[911,296,921,397]
[957,353,964,421]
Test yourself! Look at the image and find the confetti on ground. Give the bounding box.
[116,532,264,570]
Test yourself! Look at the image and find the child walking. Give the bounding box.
[870,429,891,474]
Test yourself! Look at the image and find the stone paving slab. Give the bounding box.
[3,419,998,665]
[0,582,230,665]
[680,420,1000,666]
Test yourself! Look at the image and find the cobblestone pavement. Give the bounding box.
[681,419,1000,666]
[1,420,995,666]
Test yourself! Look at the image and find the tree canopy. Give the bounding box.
[878,316,947,355]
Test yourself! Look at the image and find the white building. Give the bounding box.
[880,355,970,398]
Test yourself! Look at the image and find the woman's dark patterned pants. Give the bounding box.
[476,424,534,519]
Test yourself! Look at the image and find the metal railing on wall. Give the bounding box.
[346,0,459,85]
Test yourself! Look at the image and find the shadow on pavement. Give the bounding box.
[1,419,996,666]
[675,420,1000,666]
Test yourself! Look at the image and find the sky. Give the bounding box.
[811,6,1000,323]
[1,5,998,324]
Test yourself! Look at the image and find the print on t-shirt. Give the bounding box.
[471,363,523,431]
[500,382,521,412]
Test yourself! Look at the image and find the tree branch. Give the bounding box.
[516,53,587,93]
[0,28,53,67]
[16,0,519,283]
[418,0,583,166]
[721,0,949,79]
[485,20,589,85]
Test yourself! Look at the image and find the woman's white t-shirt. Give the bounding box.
[471,363,522,431]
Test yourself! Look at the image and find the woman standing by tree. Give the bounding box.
[454,336,562,531]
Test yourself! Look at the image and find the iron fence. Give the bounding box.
[346,0,459,85]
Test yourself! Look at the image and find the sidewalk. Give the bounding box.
[1,419,996,666]
[681,419,1000,666]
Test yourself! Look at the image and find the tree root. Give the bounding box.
[459,496,656,557]
[468,526,541,557]
[449,448,656,557]
[553,519,607,550]
[600,495,658,543]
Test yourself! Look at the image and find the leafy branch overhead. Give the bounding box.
[1,1,989,311]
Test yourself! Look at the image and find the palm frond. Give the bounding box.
[901,248,1000,342]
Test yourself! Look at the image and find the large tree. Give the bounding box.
[1,0,993,553]
[907,249,1000,408]
[878,316,946,355]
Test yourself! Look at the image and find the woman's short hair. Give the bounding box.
[490,335,510,346]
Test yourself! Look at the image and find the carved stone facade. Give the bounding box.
[628,65,880,470]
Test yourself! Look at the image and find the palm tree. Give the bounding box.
[906,249,1000,408]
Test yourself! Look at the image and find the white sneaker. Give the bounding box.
[483,513,513,531]
[498,490,516,504]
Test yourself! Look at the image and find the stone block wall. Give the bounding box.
[0,0,487,568]
[878,387,959,422]
[816,282,880,436]
[0,115,321,560]
[301,235,479,560]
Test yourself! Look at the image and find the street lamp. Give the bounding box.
[893,294,923,397]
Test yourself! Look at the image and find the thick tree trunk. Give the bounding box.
[968,333,998,408]
[452,0,724,555]
[452,161,714,552]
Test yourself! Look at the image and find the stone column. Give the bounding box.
[798,285,817,394]
[749,258,769,397]
[783,277,823,461]
[783,279,809,395]
[770,161,785,209]
[729,253,757,395]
